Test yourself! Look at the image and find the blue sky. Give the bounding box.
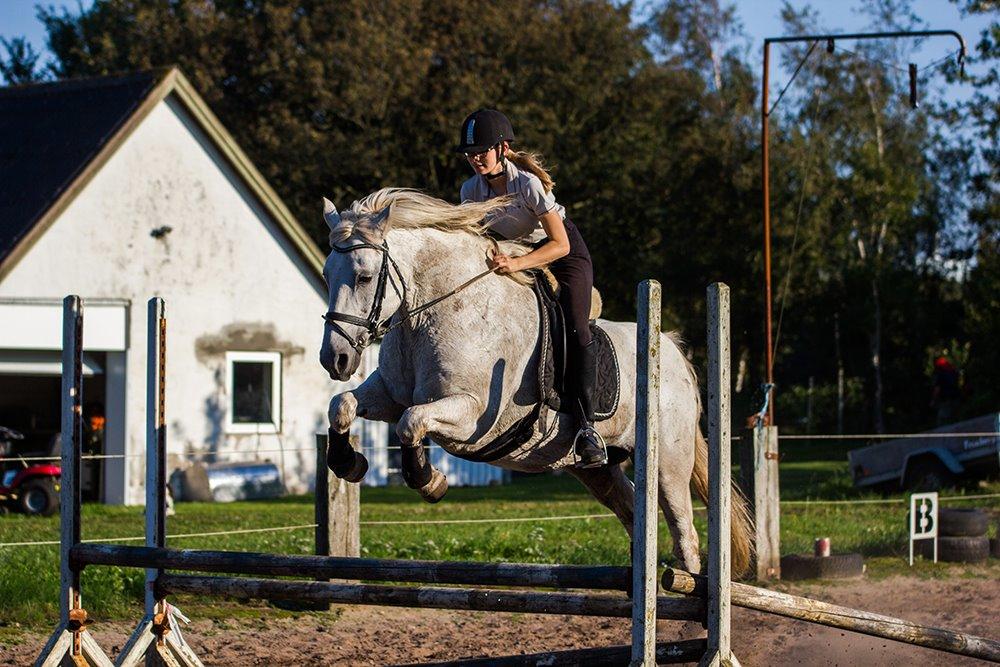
[0,0,992,102]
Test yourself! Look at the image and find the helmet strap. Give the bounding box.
[484,144,507,182]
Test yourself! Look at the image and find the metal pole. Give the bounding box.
[631,279,661,666]
[759,29,965,426]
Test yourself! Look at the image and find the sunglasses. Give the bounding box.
[463,144,499,160]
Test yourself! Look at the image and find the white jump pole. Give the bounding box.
[35,297,115,667]
[702,283,736,667]
[631,279,661,666]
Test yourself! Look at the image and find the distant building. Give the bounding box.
[0,68,504,504]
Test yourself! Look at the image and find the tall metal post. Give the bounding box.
[760,29,965,425]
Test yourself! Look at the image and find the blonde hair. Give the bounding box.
[506,149,555,193]
[327,188,535,284]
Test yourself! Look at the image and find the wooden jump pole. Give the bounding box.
[632,279,661,666]
[662,568,1000,662]
[703,283,737,667]
[111,299,202,667]
[72,544,632,590]
[399,638,709,666]
[157,574,705,620]
[35,296,115,667]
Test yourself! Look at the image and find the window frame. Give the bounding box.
[224,351,282,434]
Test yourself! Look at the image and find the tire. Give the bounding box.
[938,508,989,537]
[990,538,999,559]
[18,477,59,516]
[918,536,990,563]
[780,553,865,581]
[904,459,954,492]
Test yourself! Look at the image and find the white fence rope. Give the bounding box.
[2,493,997,549]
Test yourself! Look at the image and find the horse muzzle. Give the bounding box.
[320,338,362,382]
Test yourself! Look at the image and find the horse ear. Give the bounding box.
[323,197,341,231]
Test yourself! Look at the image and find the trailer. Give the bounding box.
[848,413,1000,491]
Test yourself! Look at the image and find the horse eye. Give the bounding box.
[357,274,374,285]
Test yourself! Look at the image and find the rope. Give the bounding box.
[4,492,998,549]
[768,41,820,116]
[777,432,1000,440]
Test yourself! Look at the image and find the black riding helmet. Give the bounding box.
[455,108,515,154]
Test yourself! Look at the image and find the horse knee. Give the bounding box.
[396,407,428,446]
[328,392,357,433]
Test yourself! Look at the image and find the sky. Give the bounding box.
[0,0,992,102]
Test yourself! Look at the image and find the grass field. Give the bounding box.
[1,443,997,631]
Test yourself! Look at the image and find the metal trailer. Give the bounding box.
[848,413,1000,491]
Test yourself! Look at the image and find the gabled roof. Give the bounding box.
[0,68,324,284]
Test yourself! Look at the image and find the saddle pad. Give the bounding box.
[590,323,621,421]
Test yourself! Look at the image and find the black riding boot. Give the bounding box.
[573,338,608,468]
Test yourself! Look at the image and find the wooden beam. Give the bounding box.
[157,575,705,620]
[632,279,661,666]
[662,568,1000,662]
[397,638,708,666]
[72,544,631,591]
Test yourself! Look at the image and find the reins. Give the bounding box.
[323,237,502,353]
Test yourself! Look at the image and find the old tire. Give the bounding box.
[938,508,988,537]
[780,553,865,581]
[990,538,999,558]
[18,477,59,516]
[918,536,990,563]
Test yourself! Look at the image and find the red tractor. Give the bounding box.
[0,425,60,516]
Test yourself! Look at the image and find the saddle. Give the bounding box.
[459,270,621,464]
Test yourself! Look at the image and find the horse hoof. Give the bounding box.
[418,469,448,503]
[331,451,369,483]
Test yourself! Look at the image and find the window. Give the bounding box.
[225,351,282,433]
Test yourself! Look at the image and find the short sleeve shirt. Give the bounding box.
[459,159,566,243]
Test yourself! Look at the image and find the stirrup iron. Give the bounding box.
[573,426,608,468]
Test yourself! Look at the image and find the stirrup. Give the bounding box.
[572,426,608,468]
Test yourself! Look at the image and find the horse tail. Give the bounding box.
[692,428,755,578]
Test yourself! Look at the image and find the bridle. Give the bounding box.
[322,238,499,353]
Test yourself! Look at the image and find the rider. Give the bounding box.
[456,108,607,468]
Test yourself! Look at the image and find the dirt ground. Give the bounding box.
[4,574,998,666]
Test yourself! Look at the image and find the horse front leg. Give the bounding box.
[397,394,482,503]
[327,369,405,482]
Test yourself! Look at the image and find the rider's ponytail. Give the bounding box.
[505,150,555,193]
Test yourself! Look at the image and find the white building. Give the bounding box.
[0,68,505,504]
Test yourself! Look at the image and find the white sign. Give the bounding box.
[909,492,938,566]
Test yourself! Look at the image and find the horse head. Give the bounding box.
[319,197,402,380]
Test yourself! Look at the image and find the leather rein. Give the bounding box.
[322,238,499,353]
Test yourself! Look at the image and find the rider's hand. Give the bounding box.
[490,253,521,274]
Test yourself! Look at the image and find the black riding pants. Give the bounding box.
[547,218,593,350]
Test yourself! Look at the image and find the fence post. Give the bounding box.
[703,283,735,667]
[743,426,780,580]
[315,433,361,560]
[631,279,661,666]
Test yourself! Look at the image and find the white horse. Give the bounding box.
[319,189,752,575]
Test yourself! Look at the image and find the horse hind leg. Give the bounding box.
[567,463,635,539]
[657,436,702,574]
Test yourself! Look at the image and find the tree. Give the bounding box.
[0,37,45,84]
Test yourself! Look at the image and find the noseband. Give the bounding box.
[323,238,501,354]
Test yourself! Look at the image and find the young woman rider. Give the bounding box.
[455,108,607,468]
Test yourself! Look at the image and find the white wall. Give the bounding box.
[0,94,358,503]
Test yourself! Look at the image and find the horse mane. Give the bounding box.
[332,188,509,241]
[331,188,535,283]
